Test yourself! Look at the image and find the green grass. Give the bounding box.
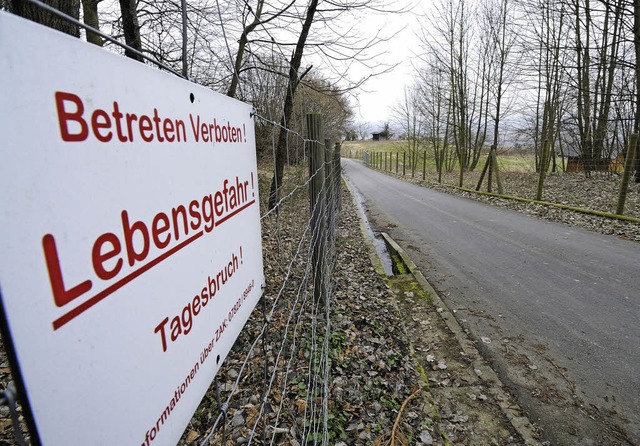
[342,140,537,174]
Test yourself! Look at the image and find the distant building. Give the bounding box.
[372,131,388,141]
[564,152,625,173]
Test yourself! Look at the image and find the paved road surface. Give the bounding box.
[343,159,640,445]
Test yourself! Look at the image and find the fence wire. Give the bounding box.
[195,118,341,445]
[1,2,343,444]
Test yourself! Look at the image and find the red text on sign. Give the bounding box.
[153,249,242,352]
[55,92,187,143]
[44,174,256,330]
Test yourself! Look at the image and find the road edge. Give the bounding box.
[380,232,541,446]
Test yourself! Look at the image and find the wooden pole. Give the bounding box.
[181,0,188,79]
[411,151,415,178]
[325,139,336,262]
[324,138,333,230]
[307,114,326,304]
[403,152,406,176]
[423,150,427,180]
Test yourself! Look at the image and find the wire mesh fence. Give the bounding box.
[344,143,640,220]
[185,115,342,445]
[0,2,346,444]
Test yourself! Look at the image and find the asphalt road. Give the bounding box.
[342,158,640,445]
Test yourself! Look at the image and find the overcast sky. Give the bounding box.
[351,2,425,126]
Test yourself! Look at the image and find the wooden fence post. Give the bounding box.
[403,152,406,176]
[307,114,326,304]
[476,148,491,192]
[325,138,333,215]
[423,150,427,180]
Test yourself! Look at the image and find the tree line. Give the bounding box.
[392,0,639,185]
[4,0,639,196]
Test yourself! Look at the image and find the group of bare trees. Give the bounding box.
[401,0,639,184]
[4,0,398,207]
[6,0,639,191]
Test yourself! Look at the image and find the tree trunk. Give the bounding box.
[118,0,143,62]
[82,0,102,46]
[227,1,264,98]
[635,0,640,182]
[592,0,621,171]
[11,0,80,36]
[267,0,319,210]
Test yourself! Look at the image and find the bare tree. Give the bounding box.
[572,0,625,175]
[82,0,102,46]
[634,0,640,182]
[9,0,80,36]
[296,75,354,142]
[267,0,319,210]
[225,0,296,98]
[417,56,454,182]
[265,0,401,210]
[476,0,518,192]
[420,0,480,186]
[393,84,424,177]
[118,0,143,61]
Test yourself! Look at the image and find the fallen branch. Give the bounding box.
[391,388,422,446]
